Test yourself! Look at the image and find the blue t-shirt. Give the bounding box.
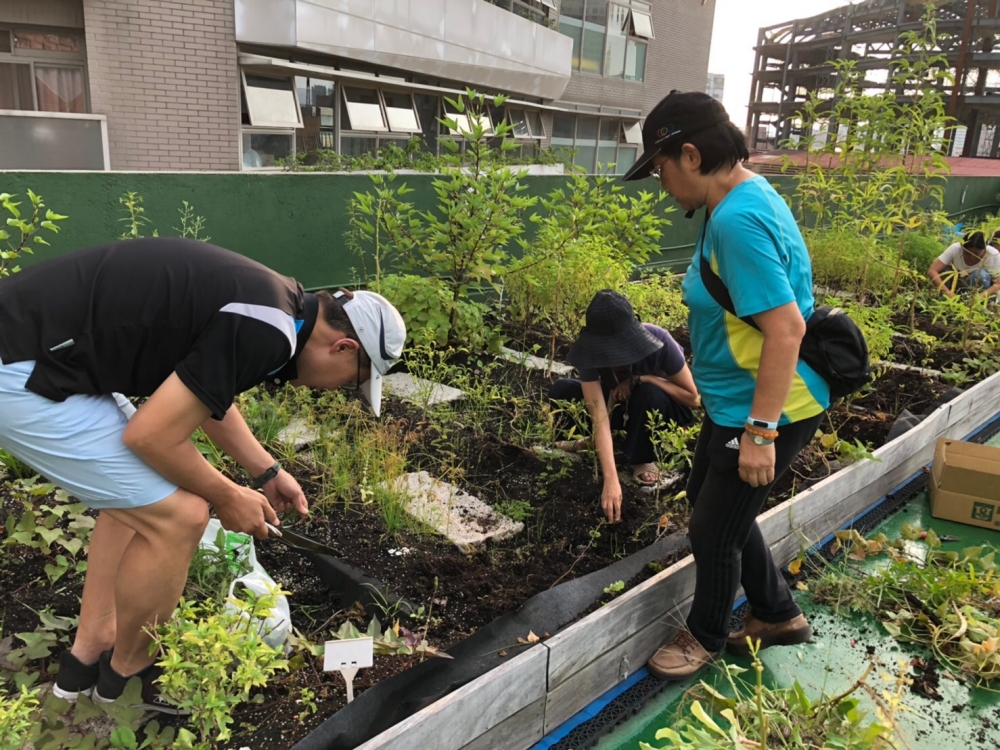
[681,175,829,428]
[578,324,686,389]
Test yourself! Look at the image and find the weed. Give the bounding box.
[648,411,700,474]
[603,581,625,596]
[185,527,254,603]
[815,430,878,467]
[495,498,533,524]
[0,449,35,480]
[0,685,40,745]
[643,640,901,749]
[814,526,1000,684]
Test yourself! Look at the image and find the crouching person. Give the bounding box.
[0,237,405,713]
[549,289,699,523]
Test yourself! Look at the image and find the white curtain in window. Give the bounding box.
[34,66,85,113]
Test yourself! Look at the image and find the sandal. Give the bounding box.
[632,462,661,486]
[554,437,591,453]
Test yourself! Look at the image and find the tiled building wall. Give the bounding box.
[82,0,240,170]
[558,0,717,115]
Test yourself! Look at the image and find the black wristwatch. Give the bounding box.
[251,460,282,489]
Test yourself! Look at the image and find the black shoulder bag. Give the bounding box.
[698,250,871,400]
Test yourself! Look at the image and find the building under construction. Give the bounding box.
[747,0,1000,158]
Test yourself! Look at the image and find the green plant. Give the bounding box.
[4,609,77,687]
[815,430,878,466]
[346,90,537,343]
[603,580,625,595]
[379,274,493,349]
[648,412,701,474]
[151,589,290,748]
[814,526,1000,684]
[831,298,894,365]
[174,201,210,241]
[642,641,899,749]
[185,527,253,603]
[0,685,40,745]
[494,498,533,523]
[0,190,67,277]
[4,478,94,583]
[330,616,451,660]
[0,449,35,480]
[119,192,156,239]
[628,273,688,331]
[505,237,631,359]
[788,8,953,301]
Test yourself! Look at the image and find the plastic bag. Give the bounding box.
[198,519,292,650]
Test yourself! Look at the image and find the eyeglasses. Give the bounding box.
[650,165,662,179]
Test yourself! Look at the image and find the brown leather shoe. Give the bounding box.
[727,613,812,655]
[647,630,719,680]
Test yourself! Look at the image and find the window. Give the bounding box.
[502,107,544,139]
[243,74,302,128]
[622,120,642,144]
[0,26,87,114]
[242,131,294,169]
[550,113,640,174]
[382,90,421,133]
[557,1,649,81]
[488,0,551,27]
[0,63,33,110]
[342,86,388,132]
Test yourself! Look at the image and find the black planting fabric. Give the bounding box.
[293,532,690,750]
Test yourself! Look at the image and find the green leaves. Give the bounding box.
[0,190,68,277]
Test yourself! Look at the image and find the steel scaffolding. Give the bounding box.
[747,0,1000,157]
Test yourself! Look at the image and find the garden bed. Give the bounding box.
[2,300,997,749]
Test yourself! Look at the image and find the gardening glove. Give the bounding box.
[738,434,776,488]
[262,469,309,517]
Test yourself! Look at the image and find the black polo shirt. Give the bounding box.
[0,237,316,419]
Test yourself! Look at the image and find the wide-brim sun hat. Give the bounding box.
[567,290,663,369]
[333,290,406,417]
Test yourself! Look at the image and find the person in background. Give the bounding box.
[551,289,699,523]
[928,230,1000,300]
[0,237,405,712]
[621,91,829,680]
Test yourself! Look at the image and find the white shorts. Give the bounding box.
[0,360,178,509]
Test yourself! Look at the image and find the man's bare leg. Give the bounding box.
[70,512,136,665]
[103,488,209,677]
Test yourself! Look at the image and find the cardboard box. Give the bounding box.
[930,437,1000,531]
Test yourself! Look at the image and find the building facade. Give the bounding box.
[0,0,716,172]
[706,72,724,102]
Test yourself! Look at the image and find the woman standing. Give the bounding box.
[622,91,830,679]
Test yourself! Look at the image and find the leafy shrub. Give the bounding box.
[628,273,688,331]
[505,237,630,342]
[806,229,894,296]
[380,273,492,349]
[152,590,289,749]
[0,685,40,746]
[900,231,946,273]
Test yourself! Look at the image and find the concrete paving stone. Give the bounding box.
[500,346,575,376]
[277,417,322,450]
[392,471,523,549]
[383,372,465,406]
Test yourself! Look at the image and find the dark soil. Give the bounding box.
[0,310,994,750]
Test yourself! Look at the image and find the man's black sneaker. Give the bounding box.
[52,650,100,702]
[93,650,189,716]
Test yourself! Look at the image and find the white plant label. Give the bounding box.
[323,637,374,671]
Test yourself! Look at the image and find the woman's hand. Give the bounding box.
[738,433,775,487]
[610,379,634,404]
[601,477,623,523]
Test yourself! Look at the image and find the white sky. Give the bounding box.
[708,0,854,128]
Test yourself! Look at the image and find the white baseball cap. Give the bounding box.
[334,290,406,417]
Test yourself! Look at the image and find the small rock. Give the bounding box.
[277,418,321,450]
[383,373,465,407]
[500,347,574,376]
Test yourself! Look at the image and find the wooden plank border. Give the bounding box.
[357,371,1000,750]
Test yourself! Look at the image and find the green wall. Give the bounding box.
[3,171,998,288]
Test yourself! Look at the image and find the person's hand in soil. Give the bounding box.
[738,433,775,488]
[215,485,280,539]
[602,478,623,523]
[262,468,309,517]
